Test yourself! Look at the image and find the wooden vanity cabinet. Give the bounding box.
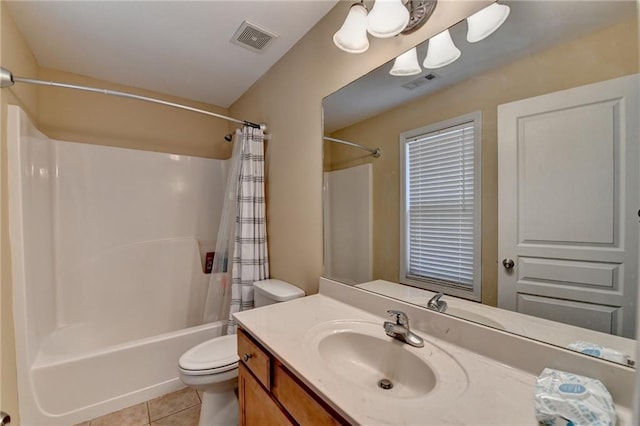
[238,363,293,426]
[237,328,348,426]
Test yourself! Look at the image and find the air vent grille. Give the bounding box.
[402,73,438,90]
[231,20,278,53]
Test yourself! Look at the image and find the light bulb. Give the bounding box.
[423,29,461,69]
[366,0,410,39]
[333,3,369,53]
[389,47,421,76]
[466,3,510,43]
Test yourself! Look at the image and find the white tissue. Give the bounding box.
[567,341,629,364]
[534,368,616,426]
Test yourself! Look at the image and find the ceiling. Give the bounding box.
[6,0,338,108]
[324,0,637,132]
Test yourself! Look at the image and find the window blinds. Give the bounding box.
[405,121,476,288]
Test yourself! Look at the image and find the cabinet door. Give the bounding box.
[273,362,344,426]
[238,363,293,426]
[238,329,271,388]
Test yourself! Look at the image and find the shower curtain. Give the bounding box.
[202,126,269,334]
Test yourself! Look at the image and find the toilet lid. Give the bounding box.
[179,335,239,373]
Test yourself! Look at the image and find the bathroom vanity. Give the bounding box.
[237,328,346,425]
[234,279,635,425]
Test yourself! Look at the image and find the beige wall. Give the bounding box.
[327,18,640,306]
[230,0,493,296]
[0,1,39,420]
[38,67,233,159]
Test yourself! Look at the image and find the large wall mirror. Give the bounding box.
[322,0,638,367]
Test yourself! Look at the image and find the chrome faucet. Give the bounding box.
[427,293,448,313]
[383,310,424,348]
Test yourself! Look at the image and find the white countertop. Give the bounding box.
[236,294,546,425]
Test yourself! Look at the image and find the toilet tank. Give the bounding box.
[254,279,305,307]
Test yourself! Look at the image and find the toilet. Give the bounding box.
[178,279,305,426]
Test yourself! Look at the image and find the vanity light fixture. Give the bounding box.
[366,0,410,38]
[333,0,437,54]
[422,29,461,69]
[466,2,511,43]
[333,2,370,53]
[388,1,510,75]
[389,47,422,76]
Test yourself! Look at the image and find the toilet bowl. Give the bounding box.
[178,279,305,426]
[178,335,239,426]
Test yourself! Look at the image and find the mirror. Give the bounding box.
[322,0,638,367]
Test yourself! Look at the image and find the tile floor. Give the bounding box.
[74,387,202,426]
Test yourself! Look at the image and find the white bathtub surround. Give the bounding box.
[233,278,634,425]
[226,125,269,334]
[7,105,228,425]
[323,164,373,285]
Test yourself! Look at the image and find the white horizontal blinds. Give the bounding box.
[406,121,476,288]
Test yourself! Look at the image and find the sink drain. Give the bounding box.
[378,379,393,390]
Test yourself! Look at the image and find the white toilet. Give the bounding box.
[178,279,305,426]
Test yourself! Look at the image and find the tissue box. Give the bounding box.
[534,368,616,426]
[567,341,629,365]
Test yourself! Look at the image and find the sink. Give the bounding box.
[304,320,468,400]
[317,327,436,398]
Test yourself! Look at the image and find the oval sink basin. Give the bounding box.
[318,329,436,398]
[304,320,467,400]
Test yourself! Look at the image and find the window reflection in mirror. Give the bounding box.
[322,0,638,367]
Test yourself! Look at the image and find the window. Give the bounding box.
[400,111,482,301]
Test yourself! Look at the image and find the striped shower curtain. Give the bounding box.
[227,126,269,334]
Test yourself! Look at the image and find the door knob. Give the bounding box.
[502,258,515,270]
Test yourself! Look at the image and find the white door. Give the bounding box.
[498,74,639,338]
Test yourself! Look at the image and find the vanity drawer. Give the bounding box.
[239,363,294,426]
[273,362,344,426]
[238,328,271,389]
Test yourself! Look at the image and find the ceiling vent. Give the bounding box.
[402,72,438,90]
[231,20,278,53]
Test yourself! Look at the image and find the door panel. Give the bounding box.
[498,74,638,338]
[517,294,621,335]
[519,102,617,244]
[518,258,619,289]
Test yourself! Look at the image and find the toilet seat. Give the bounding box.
[178,335,239,376]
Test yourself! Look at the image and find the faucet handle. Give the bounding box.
[387,310,409,326]
[428,293,448,313]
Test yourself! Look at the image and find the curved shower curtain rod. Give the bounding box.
[323,136,381,158]
[0,66,266,130]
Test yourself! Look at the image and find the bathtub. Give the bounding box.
[8,106,229,425]
[13,238,224,425]
[27,322,223,425]
[18,239,224,425]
